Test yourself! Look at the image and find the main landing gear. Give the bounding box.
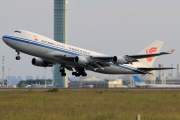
[72,68,87,77]
[15,50,21,60]
[59,67,87,77]
[60,67,66,76]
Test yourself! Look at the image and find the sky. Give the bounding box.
[0,0,180,80]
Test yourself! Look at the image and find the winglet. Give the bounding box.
[160,49,175,55]
[167,49,175,54]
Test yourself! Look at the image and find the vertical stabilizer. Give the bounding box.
[138,40,163,67]
[133,76,147,86]
[133,76,143,83]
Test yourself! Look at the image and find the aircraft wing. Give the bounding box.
[48,50,113,63]
[49,49,175,69]
[127,49,175,59]
[50,53,111,70]
[86,49,175,63]
[55,55,74,62]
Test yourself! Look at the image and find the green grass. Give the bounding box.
[0,89,180,120]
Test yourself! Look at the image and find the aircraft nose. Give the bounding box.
[2,35,8,43]
[2,35,6,41]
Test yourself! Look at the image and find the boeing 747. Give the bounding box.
[2,30,175,77]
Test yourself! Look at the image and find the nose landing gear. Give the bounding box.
[15,50,21,60]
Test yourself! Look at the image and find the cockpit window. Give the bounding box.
[14,31,21,33]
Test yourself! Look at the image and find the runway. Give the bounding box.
[0,88,180,90]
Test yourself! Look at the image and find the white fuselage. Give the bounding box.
[135,83,180,88]
[147,84,180,88]
[2,30,148,74]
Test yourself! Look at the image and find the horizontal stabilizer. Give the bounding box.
[138,67,175,71]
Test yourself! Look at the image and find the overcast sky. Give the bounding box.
[0,0,179,79]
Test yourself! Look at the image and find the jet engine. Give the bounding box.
[112,56,127,64]
[74,56,89,65]
[32,58,53,67]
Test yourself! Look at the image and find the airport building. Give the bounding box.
[54,0,68,87]
[69,80,124,88]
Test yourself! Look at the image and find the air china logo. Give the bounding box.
[34,38,38,41]
[146,47,157,62]
[34,36,38,41]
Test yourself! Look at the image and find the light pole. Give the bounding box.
[8,68,10,86]
[2,56,4,86]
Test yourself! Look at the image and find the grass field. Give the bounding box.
[0,89,180,120]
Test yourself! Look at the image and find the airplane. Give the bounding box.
[68,77,71,87]
[25,85,31,88]
[133,76,180,88]
[121,85,128,88]
[2,30,175,77]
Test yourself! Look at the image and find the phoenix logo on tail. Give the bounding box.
[146,47,157,62]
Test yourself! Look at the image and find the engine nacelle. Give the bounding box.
[74,56,89,65]
[112,56,127,64]
[32,58,53,67]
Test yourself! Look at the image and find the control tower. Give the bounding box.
[54,0,68,87]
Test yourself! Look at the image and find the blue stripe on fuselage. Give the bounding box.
[108,62,147,74]
[3,35,81,56]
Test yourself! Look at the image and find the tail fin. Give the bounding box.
[132,76,148,87]
[132,76,143,83]
[138,40,163,67]
[68,77,71,87]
